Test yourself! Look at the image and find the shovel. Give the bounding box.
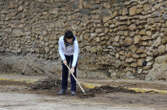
[65,64,86,95]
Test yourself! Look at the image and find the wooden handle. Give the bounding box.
[65,64,86,95]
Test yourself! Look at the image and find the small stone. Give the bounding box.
[114,36,120,42]
[153,37,161,47]
[96,37,100,42]
[43,12,48,15]
[143,66,152,70]
[90,47,97,53]
[104,28,109,33]
[134,35,141,44]
[131,63,137,67]
[132,54,139,58]
[49,8,58,14]
[162,37,167,44]
[158,45,166,54]
[137,59,144,66]
[95,0,100,3]
[143,4,150,11]
[140,53,147,58]
[95,28,103,33]
[124,37,133,46]
[103,2,111,8]
[103,16,111,23]
[124,31,129,36]
[139,30,146,35]
[129,24,136,31]
[155,55,167,64]
[142,36,152,41]
[110,24,115,28]
[126,58,134,63]
[146,31,152,36]
[163,14,167,20]
[136,48,145,54]
[80,9,91,15]
[136,8,143,14]
[129,45,137,53]
[12,28,24,36]
[119,16,128,21]
[90,33,97,38]
[137,69,143,74]
[147,61,153,66]
[122,8,128,15]
[116,53,119,59]
[129,6,137,16]
[9,2,17,9]
[18,6,23,12]
[146,57,153,62]
[165,21,167,27]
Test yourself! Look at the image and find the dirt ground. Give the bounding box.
[0,75,167,110]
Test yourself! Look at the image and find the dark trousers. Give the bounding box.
[61,55,77,92]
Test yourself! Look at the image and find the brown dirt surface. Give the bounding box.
[83,79,167,90]
[0,76,167,110]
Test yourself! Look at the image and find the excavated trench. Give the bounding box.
[30,77,137,98]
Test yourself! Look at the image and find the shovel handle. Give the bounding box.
[65,64,86,95]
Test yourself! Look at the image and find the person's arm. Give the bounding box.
[58,38,66,61]
[72,40,79,67]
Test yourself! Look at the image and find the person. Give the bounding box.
[58,30,79,96]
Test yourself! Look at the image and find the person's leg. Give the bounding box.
[70,56,77,94]
[61,55,72,90]
[70,66,77,92]
[58,61,69,95]
[61,62,69,91]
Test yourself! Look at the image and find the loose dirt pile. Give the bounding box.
[30,77,61,90]
[30,78,137,98]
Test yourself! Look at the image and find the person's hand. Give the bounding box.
[70,67,75,74]
[63,60,67,66]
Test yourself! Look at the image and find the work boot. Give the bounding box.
[57,89,66,95]
[71,91,76,96]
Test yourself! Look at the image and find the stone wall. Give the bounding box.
[0,0,167,80]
